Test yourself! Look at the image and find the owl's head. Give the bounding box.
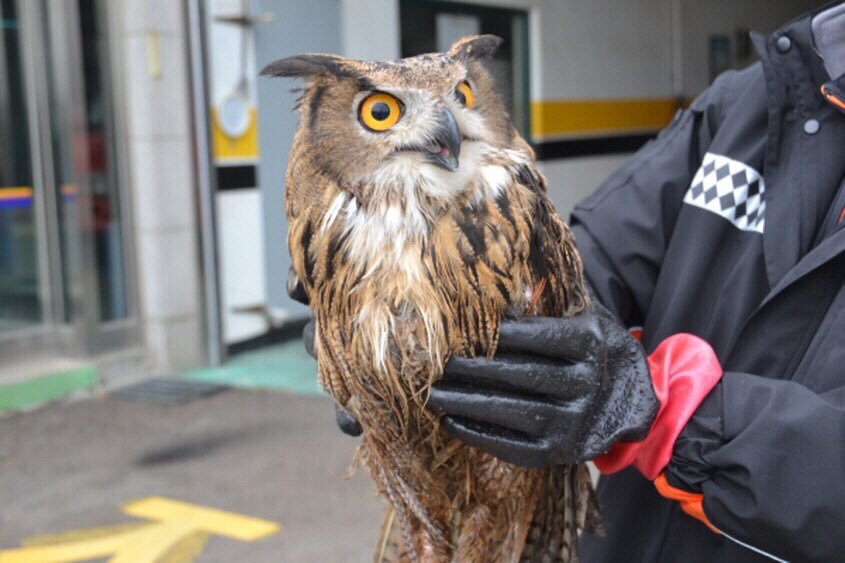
[263,35,519,202]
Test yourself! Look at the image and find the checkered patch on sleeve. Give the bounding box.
[684,152,766,233]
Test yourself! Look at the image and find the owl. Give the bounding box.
[264,36,597,562]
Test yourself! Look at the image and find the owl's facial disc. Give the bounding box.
[403,107,462,172]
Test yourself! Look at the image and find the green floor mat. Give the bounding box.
[0,366,99,414]
[183,339,322,395]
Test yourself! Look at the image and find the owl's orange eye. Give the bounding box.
[456,81,475,109]
[359,93,402,131]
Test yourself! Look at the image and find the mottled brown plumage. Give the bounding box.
[264,36,597,562]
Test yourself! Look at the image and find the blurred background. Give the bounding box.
[0,0,823,560]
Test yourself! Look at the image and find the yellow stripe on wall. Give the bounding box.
[0,186,33,199]
[0,186,77,200]
[531,98,681,140]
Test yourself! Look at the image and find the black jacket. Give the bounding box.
[571,6,845,563]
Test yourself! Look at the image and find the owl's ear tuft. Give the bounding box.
[261,54,355,80]
[448,35,503,61]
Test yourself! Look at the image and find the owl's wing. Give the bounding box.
[511,164,589,319]
[284,143,359,405]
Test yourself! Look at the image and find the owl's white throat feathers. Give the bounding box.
[318,142,529,280]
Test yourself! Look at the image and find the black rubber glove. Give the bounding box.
[426,303,659,468]
[291,269,363,437]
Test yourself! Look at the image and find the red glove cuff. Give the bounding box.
[594,333,723,480]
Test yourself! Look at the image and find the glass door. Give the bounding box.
[0,0,138,362]
[0,0,43,335]
[75,0,131,324]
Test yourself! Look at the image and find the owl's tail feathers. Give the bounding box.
[454,504,493,563]
[366,438,452,562]
[583,473,604,538]
[374,508,411,563]
[520,463,600,563]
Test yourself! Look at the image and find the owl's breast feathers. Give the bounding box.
[289,147,586,401]
[287,147,589,560]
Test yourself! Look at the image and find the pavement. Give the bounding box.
[0,385,386,562]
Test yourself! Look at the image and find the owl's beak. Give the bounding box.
[425,108,462,172]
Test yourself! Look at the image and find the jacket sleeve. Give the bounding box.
[569,72,738,326]
[668,374,845,562]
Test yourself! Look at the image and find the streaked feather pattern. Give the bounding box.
[278,38,598,562]
[288,138,596,561]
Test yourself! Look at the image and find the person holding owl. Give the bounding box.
[299,2,845,561]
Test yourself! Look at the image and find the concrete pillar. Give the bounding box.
[112,0,205,374]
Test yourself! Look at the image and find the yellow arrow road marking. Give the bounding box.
[0,497,279,563]
[21,524,146,547]
[0,522,195,563]
[122,497,278,541]
[108,522,198,563]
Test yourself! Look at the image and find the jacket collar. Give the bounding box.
[751,3,845,290]
[752,6,833,122]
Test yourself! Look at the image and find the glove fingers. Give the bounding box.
[443,355,598,399]
[498,316,600,361]
[334,403,362,437]
[427,382,556,436]
[440,415,548,468]
[287,266,309,305]
[303,319,316,358]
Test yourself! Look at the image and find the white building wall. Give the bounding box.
[533,0,674,100]
[341,0,401,60]
[530,0,673,214]
[538,155,630,219]
[678,0,822,96]
[114,0,205,374]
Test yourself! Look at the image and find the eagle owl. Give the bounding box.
[264,35,597,562]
